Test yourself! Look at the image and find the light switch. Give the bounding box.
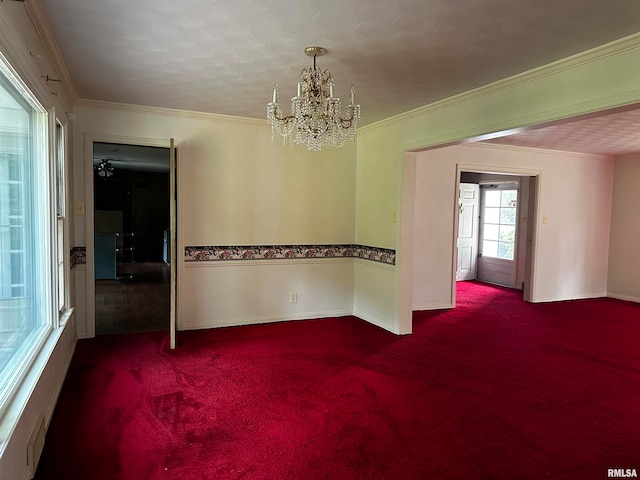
[75,202,86,216]
[543,214,548,224]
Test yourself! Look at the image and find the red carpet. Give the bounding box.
[36,282,640,479]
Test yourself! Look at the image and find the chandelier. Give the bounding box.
[267,46,360,151]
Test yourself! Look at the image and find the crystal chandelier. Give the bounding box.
[267,46,360,151]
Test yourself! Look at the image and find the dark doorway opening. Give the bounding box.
[93,142,171,335]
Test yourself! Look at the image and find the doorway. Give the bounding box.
[456,170,537,297]
[93,142,171,335]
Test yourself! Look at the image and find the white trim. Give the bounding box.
[455,160,543,177]
[181,310,353,331]
[532,292,608,303]
[353,257,396,271]
[184,257,356,268]
[84,133,182,338]
[76,98,268,126]
[412,303,454,311]
[606,293,640,304]
[23,1,78,103]
[352,309,398,334]
[0,5,70,114]
[397,152,416,334]
[0,320,74,451]
[0,7,51,108]
[362,32,640,135]
[84,132,176,149]
[453,163,542,304]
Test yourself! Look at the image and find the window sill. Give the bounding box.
[0,317,75,459]
[59,307,74,327]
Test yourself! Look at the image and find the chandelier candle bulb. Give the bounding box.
[350,84,355,105]
[297,82,301,97]
[329,81,334,98]
[272,83,278,103]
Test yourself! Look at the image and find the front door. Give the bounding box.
[456,183,480,281]
[477,184,518,287]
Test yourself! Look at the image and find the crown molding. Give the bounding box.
[0,0,74,116]
[0,4,49,101]
[24,0,78,104]
[75,98,269,126]
[361,32,640,134]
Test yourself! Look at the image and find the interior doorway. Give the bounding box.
[92,142,171,335]
[456,170,538,297]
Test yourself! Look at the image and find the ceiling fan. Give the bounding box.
[95,159,114,178]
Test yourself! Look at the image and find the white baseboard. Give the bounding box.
[180,309,353,331]
[412,303,454,311]
[607,292,640,304]
[352,309,397,334]
[531,291,607,303]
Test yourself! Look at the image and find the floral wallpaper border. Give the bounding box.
[71,246,86,267]
[69,244,396,266]
[185,244,396,265]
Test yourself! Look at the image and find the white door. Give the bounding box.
[169,138,177,349]
[456,183,480,281]
[477,184,518,287]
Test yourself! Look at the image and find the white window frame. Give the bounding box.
[53,120,70,322]
[479,184,519,261]
[0,52,57,415]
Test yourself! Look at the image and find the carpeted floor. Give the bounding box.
[35,281,640,479]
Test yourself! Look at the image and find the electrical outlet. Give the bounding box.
[289,292,297,303]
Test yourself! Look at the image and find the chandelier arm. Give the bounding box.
[269,111,297,122]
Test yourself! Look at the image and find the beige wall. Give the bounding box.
[71,105,358,335]
[73,106,356,245]
[355,34,640,333]
[413,144,614,309]
[608,154,640,302]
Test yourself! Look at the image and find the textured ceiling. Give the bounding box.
[35,0,640,128]
[483,108,640,157]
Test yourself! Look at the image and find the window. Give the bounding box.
[55,123,67,314]
[0,53,54,409]
[481,187,517,260]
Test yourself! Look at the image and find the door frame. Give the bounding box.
[84,133,181,339]
[452,164,541,306]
